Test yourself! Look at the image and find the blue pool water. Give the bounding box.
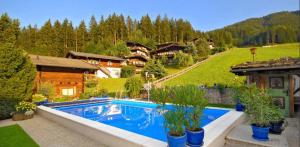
[55,100,229,142]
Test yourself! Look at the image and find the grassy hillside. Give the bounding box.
[164,43,299,87]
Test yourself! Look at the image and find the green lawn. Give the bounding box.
[165,43,299,87]
[97,78,128,92]
[165,66,185,75]
[0,125,38,147]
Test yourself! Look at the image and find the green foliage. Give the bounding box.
[38,82,55,99]
[269,106,284,122]
[32,94,47,102]
[124,77,143,98]
[165,43,299,87]
[151,85,208,133]
[209,11,299,46]
[163,108,186,136]
[0,18,36,119]
[0,125,39,147]
[85,79,97,88]
[52,96,71,102]
[173,51,194,67]
[0,99,19,120]
[240,84,273,126]
[15,101,36,113]
[121,66,135,78]
[142,60,167,79]
[171,85,208,131]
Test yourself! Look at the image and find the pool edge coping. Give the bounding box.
[37,100,246,147]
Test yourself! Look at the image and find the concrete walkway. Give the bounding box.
[225,117,299,147]
[0,115,106,147]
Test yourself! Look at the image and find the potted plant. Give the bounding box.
[269,106,285,134]
[175,85,208,146]
[164,108,187,147]
[232,86,246,111]
[151,87,187,147]
[240,84,273,141]
[12,101,36,121]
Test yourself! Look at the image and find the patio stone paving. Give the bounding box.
[0,115,106,147]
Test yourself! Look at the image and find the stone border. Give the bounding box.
[37,100,246,147]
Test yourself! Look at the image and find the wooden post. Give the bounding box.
[289,75,295,116]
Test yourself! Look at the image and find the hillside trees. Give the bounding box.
[1,13,198,57]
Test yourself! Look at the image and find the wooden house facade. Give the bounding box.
[151,43,187,63]
[29,55,98,98]
[126,41,152,72]
[66,51,126,78]
[231,57,300,116]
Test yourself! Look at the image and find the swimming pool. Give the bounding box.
[54,100,229,142]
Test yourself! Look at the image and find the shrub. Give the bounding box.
[142,60,167,79]
[173,51,194,67]
[240,84,273,127]
[124,77,143,98]
[32,94,47,102]
[95,88,109,97]
[0,43,36,119]
[38,82,55,99]
[121,66,135,78]
[85,79,97,88]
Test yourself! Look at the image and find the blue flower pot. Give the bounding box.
[235,103,245,112]
[270,120,284,134]
[186,128,204,147]
[167,132,187,147]
[251,124,270,141]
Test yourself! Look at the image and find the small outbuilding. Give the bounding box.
[231,57,300,116]
[30,55,98,98]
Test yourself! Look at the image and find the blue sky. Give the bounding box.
[0,0,298,31]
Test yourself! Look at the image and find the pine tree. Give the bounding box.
[0,17,36,118]
[154,15,161,43]
[76,20,88,52]
[89,15,98,43]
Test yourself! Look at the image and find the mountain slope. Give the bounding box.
[164,43,299,87]
[209,11,299,46]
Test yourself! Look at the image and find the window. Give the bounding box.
[107,61,112,66]
[62,88,74,96]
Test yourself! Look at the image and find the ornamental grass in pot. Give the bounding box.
[269,106,285,134]
[171,85,208,146]
[150,87,187,147]
[240,84,273,141]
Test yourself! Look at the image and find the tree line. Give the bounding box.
[208,11,299,47]
[1,13,206,57]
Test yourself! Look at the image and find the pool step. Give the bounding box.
[224,125,288,147]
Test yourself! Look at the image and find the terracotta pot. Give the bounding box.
[12,112,34,121]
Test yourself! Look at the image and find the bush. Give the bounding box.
[0,42,36,119]
[32,94,47,102]
[142,60,167,79]
[211,47,225,54]
[0,99,19,119]
[124,77,143,98]
[85,79,97,88]
[38,82,55,99]
[173,51,194,67]
[240,84,273,127]
[121,66,135,78]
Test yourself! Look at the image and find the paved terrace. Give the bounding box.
[0,115,106,147]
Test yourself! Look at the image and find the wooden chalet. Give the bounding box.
[29,55,98,98]
[231,57,300,116]
[126,41,152,72]
[66,51,126,78]
[151,42,187,63]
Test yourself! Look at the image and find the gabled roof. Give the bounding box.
[126,41,153,51]
[231,57,300,75]
[152,43,186,53]
[67,51,125,61]
[29,54,98,70]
